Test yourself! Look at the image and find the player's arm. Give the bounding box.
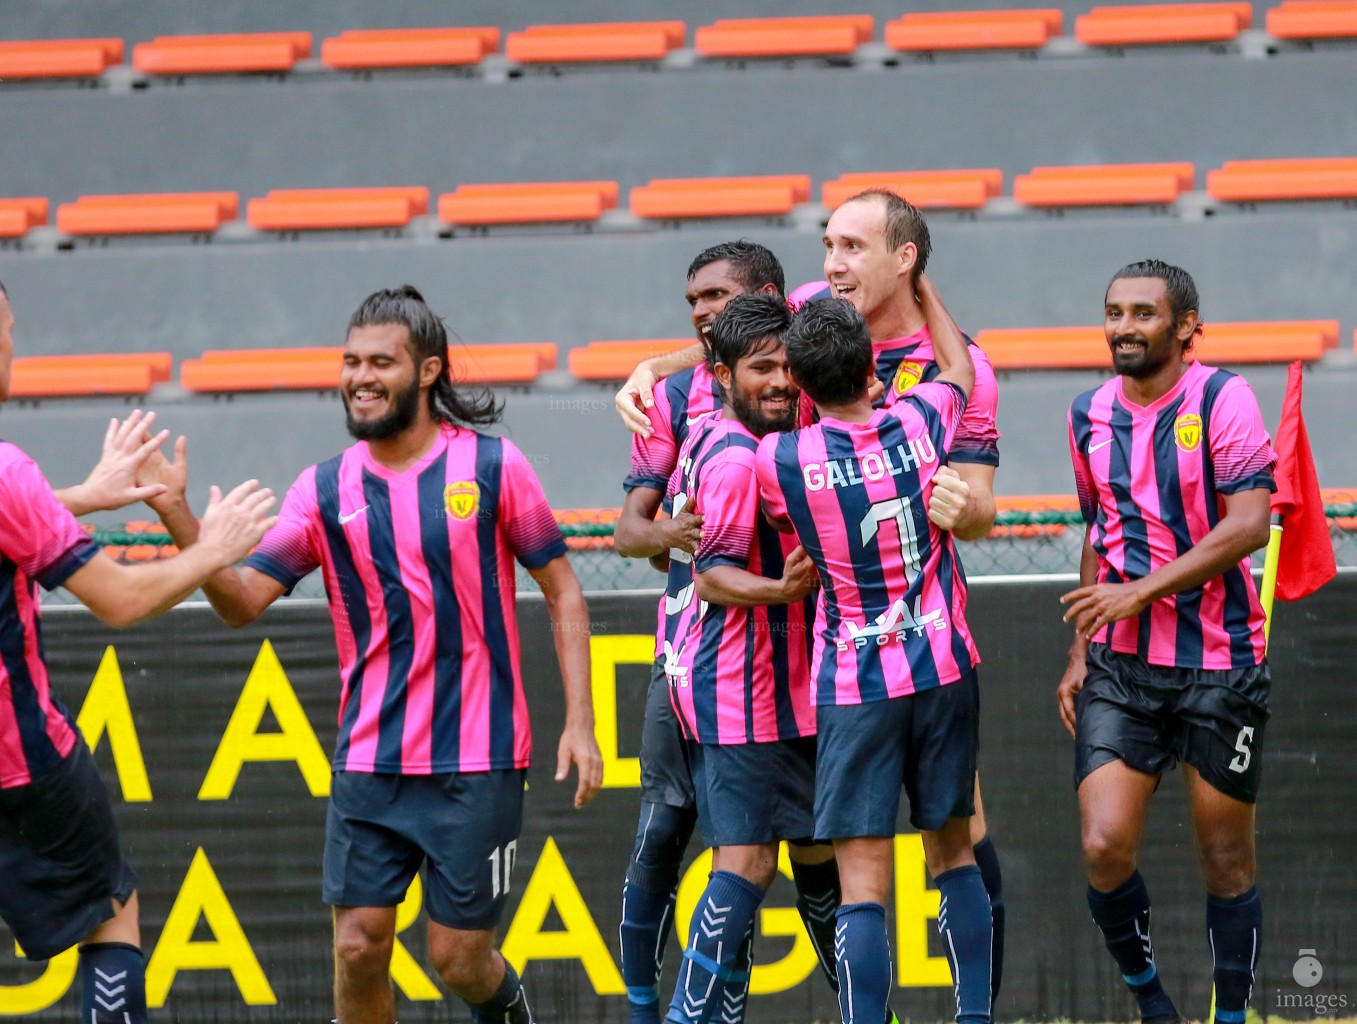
[528,555,604,809]
[614,345,705,436]
[1056,526,1099,736]
[62,481,276,628]
[139,436,288,626]
[697,545,818,607]
[929,462,996,542]
[1060,487,1272,640]
[614,485,704,560]
[54,410,172,516]
[917,273,973,399]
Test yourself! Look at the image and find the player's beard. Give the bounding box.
[730,383,798,437]
[343,374,422,441]
[1110,330,1174,379]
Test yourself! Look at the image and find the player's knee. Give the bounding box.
[627,803,691,889]
[1081,826,1136,881]
[1198,840,1255,896]
[432,944,498,998]
[333,921,395,979]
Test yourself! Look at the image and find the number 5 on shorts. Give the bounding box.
[1228,726,1255,774]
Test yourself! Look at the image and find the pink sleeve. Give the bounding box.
[952,347,1001,467]
[624,383,679,494]
[755,434,793,530]
[0,446,98,589]
[896,380,967,453]
[694,457,760,573]
[1068,409,1097,525]
[1210,376,1277,494]
[244,467,322,589]
[499,440,568,569]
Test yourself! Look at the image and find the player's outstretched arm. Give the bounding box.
[1060,488,1271,640]
[62,480,277,628]
[614,345,705,436]
[1056,527,1099,736]
[696,545,819,608]
[917,274,974,399]
[529,555,603,809]
[614,486,704,560]
[928,463,997,542]
[138,435,288,627]
[54,410,172,516]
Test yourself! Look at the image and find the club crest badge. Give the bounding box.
[1174,413,1203,452]
[892,360,924,397]
[444,481,479,520]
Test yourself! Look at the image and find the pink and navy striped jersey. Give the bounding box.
[624,361,722,495]
[660,414,816,745]
[0,442,99,789]
[757,382,981,706]
[246,425,568,775]
[1068,361,1276,669]
[789,289,1000,467]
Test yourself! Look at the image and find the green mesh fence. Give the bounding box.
[58,502,1357,601]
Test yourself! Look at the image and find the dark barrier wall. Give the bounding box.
[1,576,1353,1022]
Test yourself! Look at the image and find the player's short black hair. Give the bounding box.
[687,240,786,297]
[348,285,501,427]
[785,299,875,408]
[709,292,793,373]
[1108,259,1200,322]
[842,189,932,277]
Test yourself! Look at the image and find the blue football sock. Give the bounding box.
[1207,887,1261,1024]
[469,960,533,1024]
[835,902,891,1024]
[937,865,994,1024]
[623,802,697,1024]
[790,849,842,993]
[1087,872,1179,1023]
[972,836,1005,1006]
[80,942,148,1024]
[665,871,764,1024]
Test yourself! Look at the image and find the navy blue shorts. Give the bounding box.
[0,742,138,960]
[690,736,817,847]
[324,769,525,930]
[1075,644,1271,804]
[640,657,696,809]
[815,672,979,837]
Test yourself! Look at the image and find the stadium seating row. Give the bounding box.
[0,2,1354,81]
[3,160,1355,241]
[7,322,1349,399]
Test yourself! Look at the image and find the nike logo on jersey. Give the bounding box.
[1089,438,1114,454]
[338,505,370,525]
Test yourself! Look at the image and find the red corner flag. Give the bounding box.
[1270,361,1337,600]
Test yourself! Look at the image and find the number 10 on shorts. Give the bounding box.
[488,841,518,898]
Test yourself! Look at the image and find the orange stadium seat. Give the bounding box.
[1267,0,1357,37]
[992,494,1080,537]
[884,9,1063,51]
[438,181,620,225]
[822,169,1003,210]
[568,339,695,380]
[8,353,172,398]
[556,508,624,550]
[1206,157,1357,200]
[1013,163,1195,206]
[976,320,1334,368]
[132,32,312,75]
[505,22,685,63]
[629,175,812,219]
[0,197,49,239]
[181,344,553,392]
[56,192,239,235]
[0,37,123,79]
[320,27,500,69]
[694,16,874,57]
[1075,3,1252,45]
[246,187,430,230]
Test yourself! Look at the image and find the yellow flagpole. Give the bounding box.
[1259,513,1283,652]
